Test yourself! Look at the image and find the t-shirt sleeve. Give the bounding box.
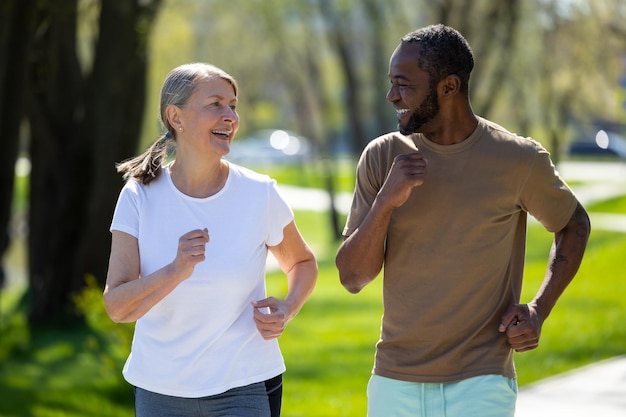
[519,146,578,233]
[110,180,141,238]
[342,145,383,237]
[266,180,295,246]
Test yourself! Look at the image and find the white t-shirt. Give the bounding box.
[110,162,293,397]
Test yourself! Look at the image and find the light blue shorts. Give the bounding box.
[367,374,517,417]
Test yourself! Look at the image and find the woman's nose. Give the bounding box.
[223,107,238,122]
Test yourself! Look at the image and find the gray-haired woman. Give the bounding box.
[104,63,317,417]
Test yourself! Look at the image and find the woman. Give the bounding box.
[104,63,318,417]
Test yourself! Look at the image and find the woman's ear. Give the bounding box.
[165,104,183,132]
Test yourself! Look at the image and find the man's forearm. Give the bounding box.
[531,202,591,320]
[335,199,394,293]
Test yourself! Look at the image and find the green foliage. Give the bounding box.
[72,275,135,364]
[0,298,30,361]
[0,276,135,417]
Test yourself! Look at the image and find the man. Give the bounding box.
[335,24,590,417]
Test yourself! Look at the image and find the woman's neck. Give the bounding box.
[169,158,229,198]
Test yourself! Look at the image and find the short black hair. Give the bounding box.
[401,24,474,94]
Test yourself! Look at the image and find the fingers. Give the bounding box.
[173,228,210,277]
[393,152,427,183]
[180,228,209,259]
[380,152,428,208]
[498,307,522,333]
[252,299,287,340]
[499,304,541,352]
[506,320,540,352]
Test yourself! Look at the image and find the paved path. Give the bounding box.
[516,356,626,416]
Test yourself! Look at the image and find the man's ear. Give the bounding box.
[440,74,461,98]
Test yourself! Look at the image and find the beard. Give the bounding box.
[399,88,439,135]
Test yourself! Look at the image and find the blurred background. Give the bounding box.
[1,0,625,416]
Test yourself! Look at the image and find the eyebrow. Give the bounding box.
[207,94,238,104]
[388,74,412,81]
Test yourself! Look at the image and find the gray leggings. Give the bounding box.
[135,377,281,417]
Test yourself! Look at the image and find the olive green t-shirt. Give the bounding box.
[343,117,578,383]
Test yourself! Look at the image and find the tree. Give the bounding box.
[0,0,163,324]
[0,0,36,291]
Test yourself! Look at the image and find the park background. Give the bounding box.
[1,0,625,416]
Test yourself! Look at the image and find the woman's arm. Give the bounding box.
[103,228,209,323]
[252,221,318,340]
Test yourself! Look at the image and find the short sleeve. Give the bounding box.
[342,144,384,237]
[110,180,142,238]
[519,147,578,232]
[266,180,294,246]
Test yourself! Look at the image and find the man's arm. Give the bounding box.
[335,199,393,293]
[336,152,427,293]
[499,201,591,351]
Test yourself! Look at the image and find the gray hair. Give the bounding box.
[117,63,238,184]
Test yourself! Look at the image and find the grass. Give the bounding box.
[586,194,626,214]
[242,158,358,194]
[1,170,625,416]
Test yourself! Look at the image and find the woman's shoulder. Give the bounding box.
[227,161,275,184]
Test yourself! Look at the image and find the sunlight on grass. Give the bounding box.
[268,257,382,417]
[247,159,357,194]
[585,194,626,213]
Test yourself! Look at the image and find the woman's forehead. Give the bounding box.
[192,77,237,99]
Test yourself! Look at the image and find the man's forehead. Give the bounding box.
[389,44,425,78]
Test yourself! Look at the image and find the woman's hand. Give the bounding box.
[252,297,292,340]
[171,228,210,280]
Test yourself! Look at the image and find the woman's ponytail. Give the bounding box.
[116,132,173,185]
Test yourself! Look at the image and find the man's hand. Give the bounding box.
[377,152,427,209]
[499,303,543,352]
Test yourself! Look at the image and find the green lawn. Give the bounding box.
[1,198,625,416]
[586,194,626,214]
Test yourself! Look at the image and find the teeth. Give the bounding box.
[396,109,410,115]
[212,130,230,136]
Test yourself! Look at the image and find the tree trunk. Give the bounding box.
[317,0,368,154]
[26,0,161,324]
[0,0,37,288]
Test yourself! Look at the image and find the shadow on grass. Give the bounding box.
[0,319,133,417]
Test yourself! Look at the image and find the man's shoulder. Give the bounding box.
[479,117,545,154]
[363,131,417,154]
